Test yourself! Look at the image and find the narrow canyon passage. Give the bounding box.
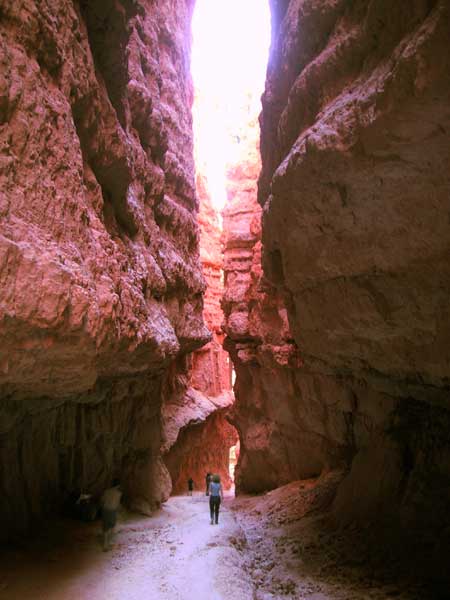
[0,0,449,598]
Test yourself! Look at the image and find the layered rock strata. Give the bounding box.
[222,98,349,493]
[0,0,209,538]
[191,172,232,397]
[255,0,450,572]
[222,110,337,493]
[162,171,236,494]
[164,387,237,494]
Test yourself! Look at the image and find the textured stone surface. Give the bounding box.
[0,0,210,539]
[2,3,449,577]
[162,165,236,496]
[191,172,232,397]
[256,0,450,564]
[221,95,343,493]
[0,0,207,397]
[164,388,237,494]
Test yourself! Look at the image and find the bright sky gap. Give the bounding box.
[191,0,271,213]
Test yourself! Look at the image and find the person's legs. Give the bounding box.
[103,528,110,551]
[101,509,117,551]
[214,498,221,524]
[209,497,214,524]
[101,513,109,551]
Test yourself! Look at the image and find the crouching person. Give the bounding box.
[101,478,122,551]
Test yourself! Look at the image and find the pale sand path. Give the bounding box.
[1,483,436,599]
[0,493,253,600]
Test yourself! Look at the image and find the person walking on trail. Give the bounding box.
[100,478,122,551]
[209,474,223,525]
[187,477,194,496]
[205,472,212,496]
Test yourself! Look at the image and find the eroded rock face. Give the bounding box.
[0,0,209,538]
[162,169,236,495]
[222,110,340,493]
[191,172,232,397]
[256,0,450,564]
[164,387,237,494]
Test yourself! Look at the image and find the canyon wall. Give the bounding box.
[164,388,236,494]
[191,172,232,397]
[0,0,210,539]
[222,109,343,494]
[163,171,236,495]
[2,0,449,568]
[253,0,450,571]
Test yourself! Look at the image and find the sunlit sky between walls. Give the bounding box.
[191,0,271,213]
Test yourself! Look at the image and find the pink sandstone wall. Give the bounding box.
[0,0,209,538]
[253,0,449,574]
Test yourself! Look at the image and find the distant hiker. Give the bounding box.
[205,472,212,496]
[209,474,223,525]
[187,477,194,496]
[100,478,122,552]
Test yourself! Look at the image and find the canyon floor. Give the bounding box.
[0,481,443,600]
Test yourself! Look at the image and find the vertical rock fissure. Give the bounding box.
[164,1,273,496]
[161,166,238,493]
[1,5,448,591]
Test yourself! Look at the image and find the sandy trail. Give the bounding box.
[0,493,253,600]
[1,481,442,599]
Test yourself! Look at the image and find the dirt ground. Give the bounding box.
[0,481,446,599]
[232,474,447,600]
[0,492,252,600]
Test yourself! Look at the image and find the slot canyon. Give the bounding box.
[0,0,449,598]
